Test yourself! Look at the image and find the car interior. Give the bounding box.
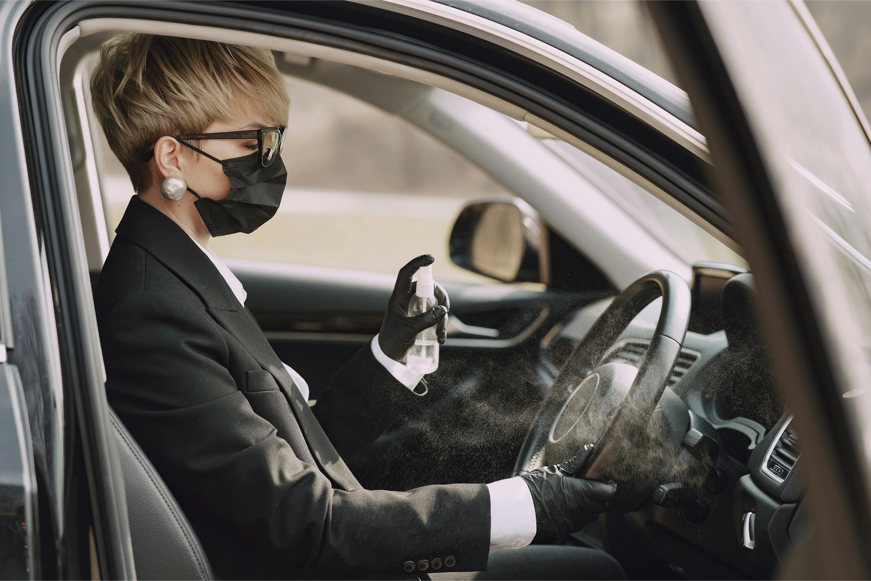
[45,8,804,581]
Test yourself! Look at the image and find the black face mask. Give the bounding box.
[185,148,288,237]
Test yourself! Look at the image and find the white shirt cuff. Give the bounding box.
[487,477,536,552]
[370,335,425,391]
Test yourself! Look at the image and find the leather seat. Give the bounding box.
[110,409,214,580]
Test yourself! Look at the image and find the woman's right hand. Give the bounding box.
[377,255,449,362]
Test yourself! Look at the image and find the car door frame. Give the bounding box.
[10,1,139,578]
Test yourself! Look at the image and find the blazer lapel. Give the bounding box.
[115,196,360,491]
[209,305,360,491]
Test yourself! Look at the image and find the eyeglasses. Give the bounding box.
[175,127,286,167]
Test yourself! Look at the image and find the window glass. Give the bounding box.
[98,75,515,284]
[543,139,744,267]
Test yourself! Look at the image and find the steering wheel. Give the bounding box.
[514,270,691,504]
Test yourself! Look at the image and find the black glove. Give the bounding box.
[520,449,617,544]
[378,254,450,362]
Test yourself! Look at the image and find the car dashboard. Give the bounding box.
[538,271,806,579]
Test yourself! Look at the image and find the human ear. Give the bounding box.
[153,136,185,179]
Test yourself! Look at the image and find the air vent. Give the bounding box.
[604,339,699,386]
[763,418,800,482]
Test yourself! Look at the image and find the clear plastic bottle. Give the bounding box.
[406,265,439,375]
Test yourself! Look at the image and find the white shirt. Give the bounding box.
[193,240,535,552]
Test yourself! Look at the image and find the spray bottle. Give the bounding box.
[406,264,439,375]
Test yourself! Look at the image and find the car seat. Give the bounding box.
[109,409,214,580]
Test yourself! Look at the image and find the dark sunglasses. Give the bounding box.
[175,127,286,168]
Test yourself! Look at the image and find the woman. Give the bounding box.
[90,33,620,579]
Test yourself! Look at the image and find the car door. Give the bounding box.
[650,1,871,577]
[6,1,138,577]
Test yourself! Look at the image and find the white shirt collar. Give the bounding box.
[187,237,311,398]
[189,237,247,306]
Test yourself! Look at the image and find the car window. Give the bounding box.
[542,139,744,267]
[213,77,517,283]
[92,64,733,289]
[97,75,515,285]
[83,17,733,292]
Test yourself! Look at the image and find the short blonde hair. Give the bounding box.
[90,34,290,192]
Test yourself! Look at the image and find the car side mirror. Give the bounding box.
[448,198,550,284]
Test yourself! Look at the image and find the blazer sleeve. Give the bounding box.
[100,288,491,576]
[312,344,428,458]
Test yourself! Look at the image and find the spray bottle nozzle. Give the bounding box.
[416,265,434,297]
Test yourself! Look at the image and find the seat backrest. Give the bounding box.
[109,409,214,580]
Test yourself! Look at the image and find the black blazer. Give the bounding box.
[95,196,491,579]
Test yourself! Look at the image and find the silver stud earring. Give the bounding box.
[160,176,187,201]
